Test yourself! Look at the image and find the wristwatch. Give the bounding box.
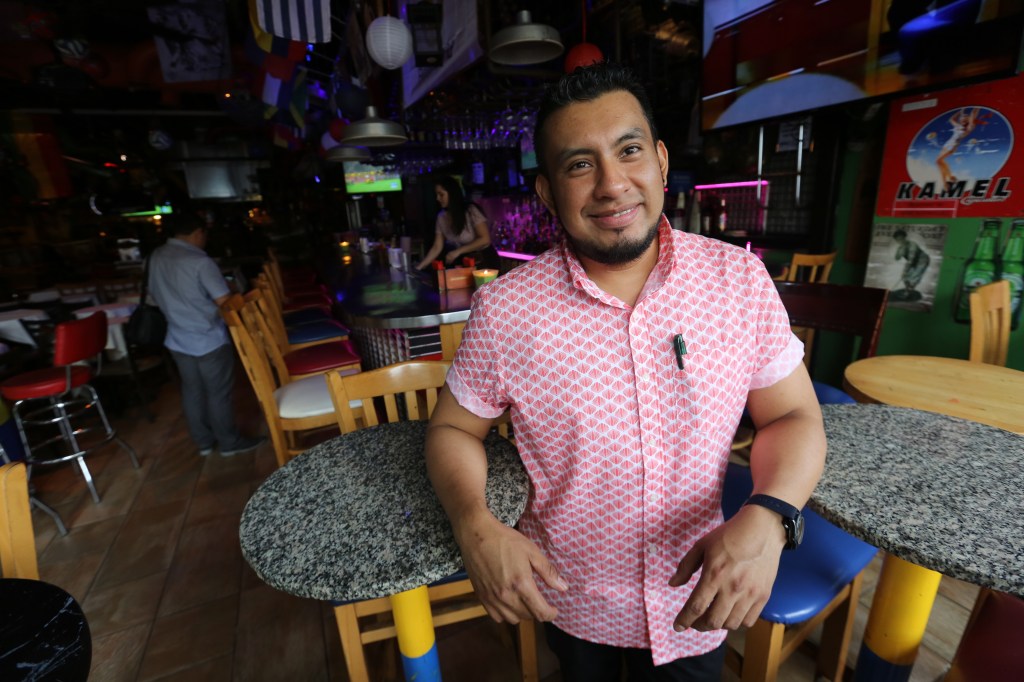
[743,494,805,550]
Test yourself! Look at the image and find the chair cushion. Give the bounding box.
[286,320,349,345]
[284,283,326,297]
[722,462,877,625]
[284,292,331,306]
[811,381,857,405]
[0,366,92,401]
[946,591,1024,681]
[285,340,362,375]
[274,374,361,420]
[282,308,332,326]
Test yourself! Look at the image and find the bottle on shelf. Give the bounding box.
[953,219,1001,323]
[717,198,728,234]
[1001,220,1024,327]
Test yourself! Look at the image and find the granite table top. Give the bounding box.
[815,404,1024,598]
[239,420,529,602]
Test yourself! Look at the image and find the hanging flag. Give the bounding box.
[253,0,331,44]
[271,123,304,150]
[261,65,308,130]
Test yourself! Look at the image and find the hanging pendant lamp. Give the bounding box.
[341,106,408,146]
[489,10,563,66]
[565,0,603,73]
[325,145,371,162]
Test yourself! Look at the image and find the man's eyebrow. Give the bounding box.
[553,127,649,166]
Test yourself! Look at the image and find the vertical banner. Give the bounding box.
[864,223,947,312]
[876,75,1024,219]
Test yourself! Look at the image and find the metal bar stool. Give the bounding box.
[0,311,139,505]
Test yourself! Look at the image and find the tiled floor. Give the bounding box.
[24,372,975,681]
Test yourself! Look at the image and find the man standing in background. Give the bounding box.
[148,212,264,457]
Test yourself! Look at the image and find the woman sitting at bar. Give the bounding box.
[416,175,501,271]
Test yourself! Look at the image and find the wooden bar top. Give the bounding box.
[843,355,1024,434]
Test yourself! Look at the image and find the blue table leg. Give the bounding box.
[854,554,942,682]
[390,585,442,682]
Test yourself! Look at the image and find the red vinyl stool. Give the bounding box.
[0,312,139,504]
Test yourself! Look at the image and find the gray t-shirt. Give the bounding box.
[148,238,230,356]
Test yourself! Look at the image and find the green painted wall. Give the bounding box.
[813,141,1024,387]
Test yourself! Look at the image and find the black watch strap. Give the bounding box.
[743,494,800,520]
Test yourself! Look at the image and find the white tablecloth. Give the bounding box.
[75,303,137,359]
[0,309,48,347]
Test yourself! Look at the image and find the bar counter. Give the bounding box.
[325,249,474,368]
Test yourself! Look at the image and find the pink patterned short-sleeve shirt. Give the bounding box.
[447,217,803,665]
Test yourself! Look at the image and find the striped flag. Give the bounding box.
[253,0,331,44]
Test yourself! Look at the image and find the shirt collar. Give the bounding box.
[167,237,206,255]
[560,214,676,307]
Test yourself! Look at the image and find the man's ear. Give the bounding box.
[535,174,556,217]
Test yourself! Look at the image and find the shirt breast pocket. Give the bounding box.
[667,344,747,431]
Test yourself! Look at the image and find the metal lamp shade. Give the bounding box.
[325,145,371,162]
[341,106,408,146]
[489,10,564,66]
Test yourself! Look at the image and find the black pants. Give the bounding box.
[545,624,726,682]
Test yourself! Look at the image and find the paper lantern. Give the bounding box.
[564,43,603,73]
[365,16,413,70]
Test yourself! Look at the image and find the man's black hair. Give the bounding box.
[165,210,205,237]
[532,61,658,176]
[893,229,908,239]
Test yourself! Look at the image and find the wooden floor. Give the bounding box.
[25,372,976,681]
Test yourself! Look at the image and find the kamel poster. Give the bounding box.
[864,223,947,312]
[876,75,1024,218]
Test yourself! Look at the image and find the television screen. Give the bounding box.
[343,161,403,194]
[701,0,1024,130]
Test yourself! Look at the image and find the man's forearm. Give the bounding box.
[425,422,497,539]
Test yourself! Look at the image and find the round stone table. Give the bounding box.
[239,420,528,681]
[0,578,92,680]
[815,404,1024,681]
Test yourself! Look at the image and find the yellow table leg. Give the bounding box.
[390,585,442,681]
[854,554,942,681]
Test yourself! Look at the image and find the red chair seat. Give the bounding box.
[285,340,361,375]
[0,366,93,401]
[284,283,326,297]
[282,294,332,312]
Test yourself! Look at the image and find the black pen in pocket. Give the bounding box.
[673,334,687,370]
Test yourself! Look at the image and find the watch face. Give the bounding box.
[787,513,805,549]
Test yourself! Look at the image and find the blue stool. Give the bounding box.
[723,461,878,681]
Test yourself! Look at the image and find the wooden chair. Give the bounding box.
[0,462,40,579]
[774,281,889,368]
[779,253,836,367]
[439,320,465,362]
[780,251,836,283]
[242,290,361,382]
[968,279,1010,366]
[254,275,348,350]
[723,461,877,682]
[324,361,538,682]
[724,283,889,682]
[220,296,341,468]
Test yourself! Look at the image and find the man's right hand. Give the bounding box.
[455,513,567,624]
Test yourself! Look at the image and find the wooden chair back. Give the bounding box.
[969,279,1011,366]
[251,275,292,353]
[239,290,292,385]
[783,252,836,283]
[440,321,465,361]
[774,282,889,365]
[0,462,39,579]
[326,360,450,434]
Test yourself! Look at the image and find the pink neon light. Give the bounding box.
[497,250,537,261]
[693,180,769,190]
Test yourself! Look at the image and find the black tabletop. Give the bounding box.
[0,578,91,681]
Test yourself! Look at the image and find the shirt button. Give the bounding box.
[648,543,658,554]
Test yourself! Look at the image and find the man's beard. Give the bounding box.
[563,220,660,265]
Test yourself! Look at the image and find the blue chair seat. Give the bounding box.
[722,462,877,625]
[283,307,333,326]
[286,320,349,345]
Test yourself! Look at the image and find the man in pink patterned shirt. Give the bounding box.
[426,62,825,681]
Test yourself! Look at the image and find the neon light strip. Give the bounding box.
[496,250,537,261]
[694,181,769,190]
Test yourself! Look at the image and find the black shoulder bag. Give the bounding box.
[124,254,167,348]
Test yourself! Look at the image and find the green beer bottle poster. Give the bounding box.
[952,220,1001,323]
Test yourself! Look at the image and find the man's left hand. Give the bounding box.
[668,504,786,632]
